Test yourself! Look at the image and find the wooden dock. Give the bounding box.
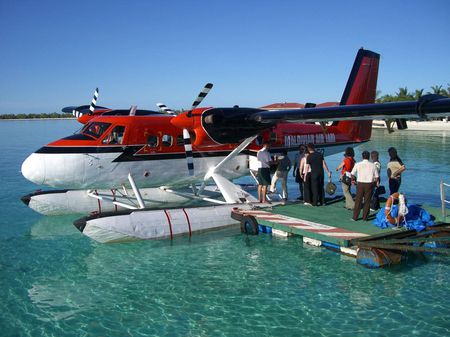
[231,199,449,268]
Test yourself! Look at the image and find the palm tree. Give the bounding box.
[414,89,424,100]
[429,85,445,95]
[396,87,413,101]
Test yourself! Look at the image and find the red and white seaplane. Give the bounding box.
[21,49,450,243]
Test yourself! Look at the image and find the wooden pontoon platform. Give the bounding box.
[231,199,449,268]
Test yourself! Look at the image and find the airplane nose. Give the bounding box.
[21,153,45,185]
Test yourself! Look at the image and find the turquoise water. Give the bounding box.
[0,120,449,337]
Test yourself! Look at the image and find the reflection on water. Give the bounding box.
[29,215,80,239]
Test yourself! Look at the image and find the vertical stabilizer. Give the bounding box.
[337,48,380,141]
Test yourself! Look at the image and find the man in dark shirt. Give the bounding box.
[306,143,331,206]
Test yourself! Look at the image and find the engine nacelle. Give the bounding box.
[201,107,275,144]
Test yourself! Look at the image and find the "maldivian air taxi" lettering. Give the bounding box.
[284,133,336,147]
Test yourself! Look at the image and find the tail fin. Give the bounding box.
[336,48,380,141]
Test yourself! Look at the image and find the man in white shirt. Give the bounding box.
[257,141,272,203]
[351,151,379,221]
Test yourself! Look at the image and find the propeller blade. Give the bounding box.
[156,103,176,115]
[88,88,99,115]
[191,83,213,110]
[73,109,82,118]
[182,129,194,176]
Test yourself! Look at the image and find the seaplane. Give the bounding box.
[21,48,450,243]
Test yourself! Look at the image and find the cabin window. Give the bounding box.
[176,135,184,146]
[161,134,173,147]
[102,125,126,145]
[146,135,158,147]
[82,122,111,139]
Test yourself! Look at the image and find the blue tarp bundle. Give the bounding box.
[373,204,435,231]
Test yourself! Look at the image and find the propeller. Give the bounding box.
[183,129,194,176]
[88,87,99,115]
[159,83,213,177]
[70,88,99,118]
[188,83,213,116]
[183,83,214,176]
[154,83,214,177]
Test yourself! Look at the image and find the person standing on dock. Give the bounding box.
[336,147,355,210]
[300,150,312,205]
[293,144,306,200]
[370,150,382,211]
[270,150,291,202]
[351,151,379,221]
[256,141,272,203]
[387,147,406,195]
[306,143,332,206]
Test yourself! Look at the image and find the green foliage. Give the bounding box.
[0,113,73,119]
[376,84,450,103]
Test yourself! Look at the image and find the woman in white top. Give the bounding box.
[300,152,312,204]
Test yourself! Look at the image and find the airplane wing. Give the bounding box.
[199,95,450,144]
[253,94,450,123]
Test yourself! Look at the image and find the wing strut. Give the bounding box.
[196,135,258,203]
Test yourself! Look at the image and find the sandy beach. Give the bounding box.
[373,119,450,131]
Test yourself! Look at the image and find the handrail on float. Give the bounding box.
[440,181,450,219]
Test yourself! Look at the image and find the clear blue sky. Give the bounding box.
[1,0,449,114]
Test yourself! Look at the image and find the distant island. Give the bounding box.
[0,113,74,119]
[1,85,448,120]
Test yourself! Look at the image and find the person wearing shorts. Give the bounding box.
[257,141,272,203]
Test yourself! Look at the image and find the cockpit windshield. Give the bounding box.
[81,122,111,139]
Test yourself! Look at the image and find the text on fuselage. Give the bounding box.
[284,133,336,147]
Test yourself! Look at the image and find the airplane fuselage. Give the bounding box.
[21,112,370,189]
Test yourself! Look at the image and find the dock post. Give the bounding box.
[441,181,447,219]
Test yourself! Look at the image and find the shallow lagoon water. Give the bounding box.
[0,120,449,336]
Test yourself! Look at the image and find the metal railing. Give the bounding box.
[440,181,449,219]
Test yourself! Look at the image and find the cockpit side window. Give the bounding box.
[82,122,111,139]
[102,125,126,145]
[146,135,158,148]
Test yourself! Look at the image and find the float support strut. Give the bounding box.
[128,173,145,209]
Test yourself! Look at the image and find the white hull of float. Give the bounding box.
[75,204,253,243]
[22,187,222,215]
